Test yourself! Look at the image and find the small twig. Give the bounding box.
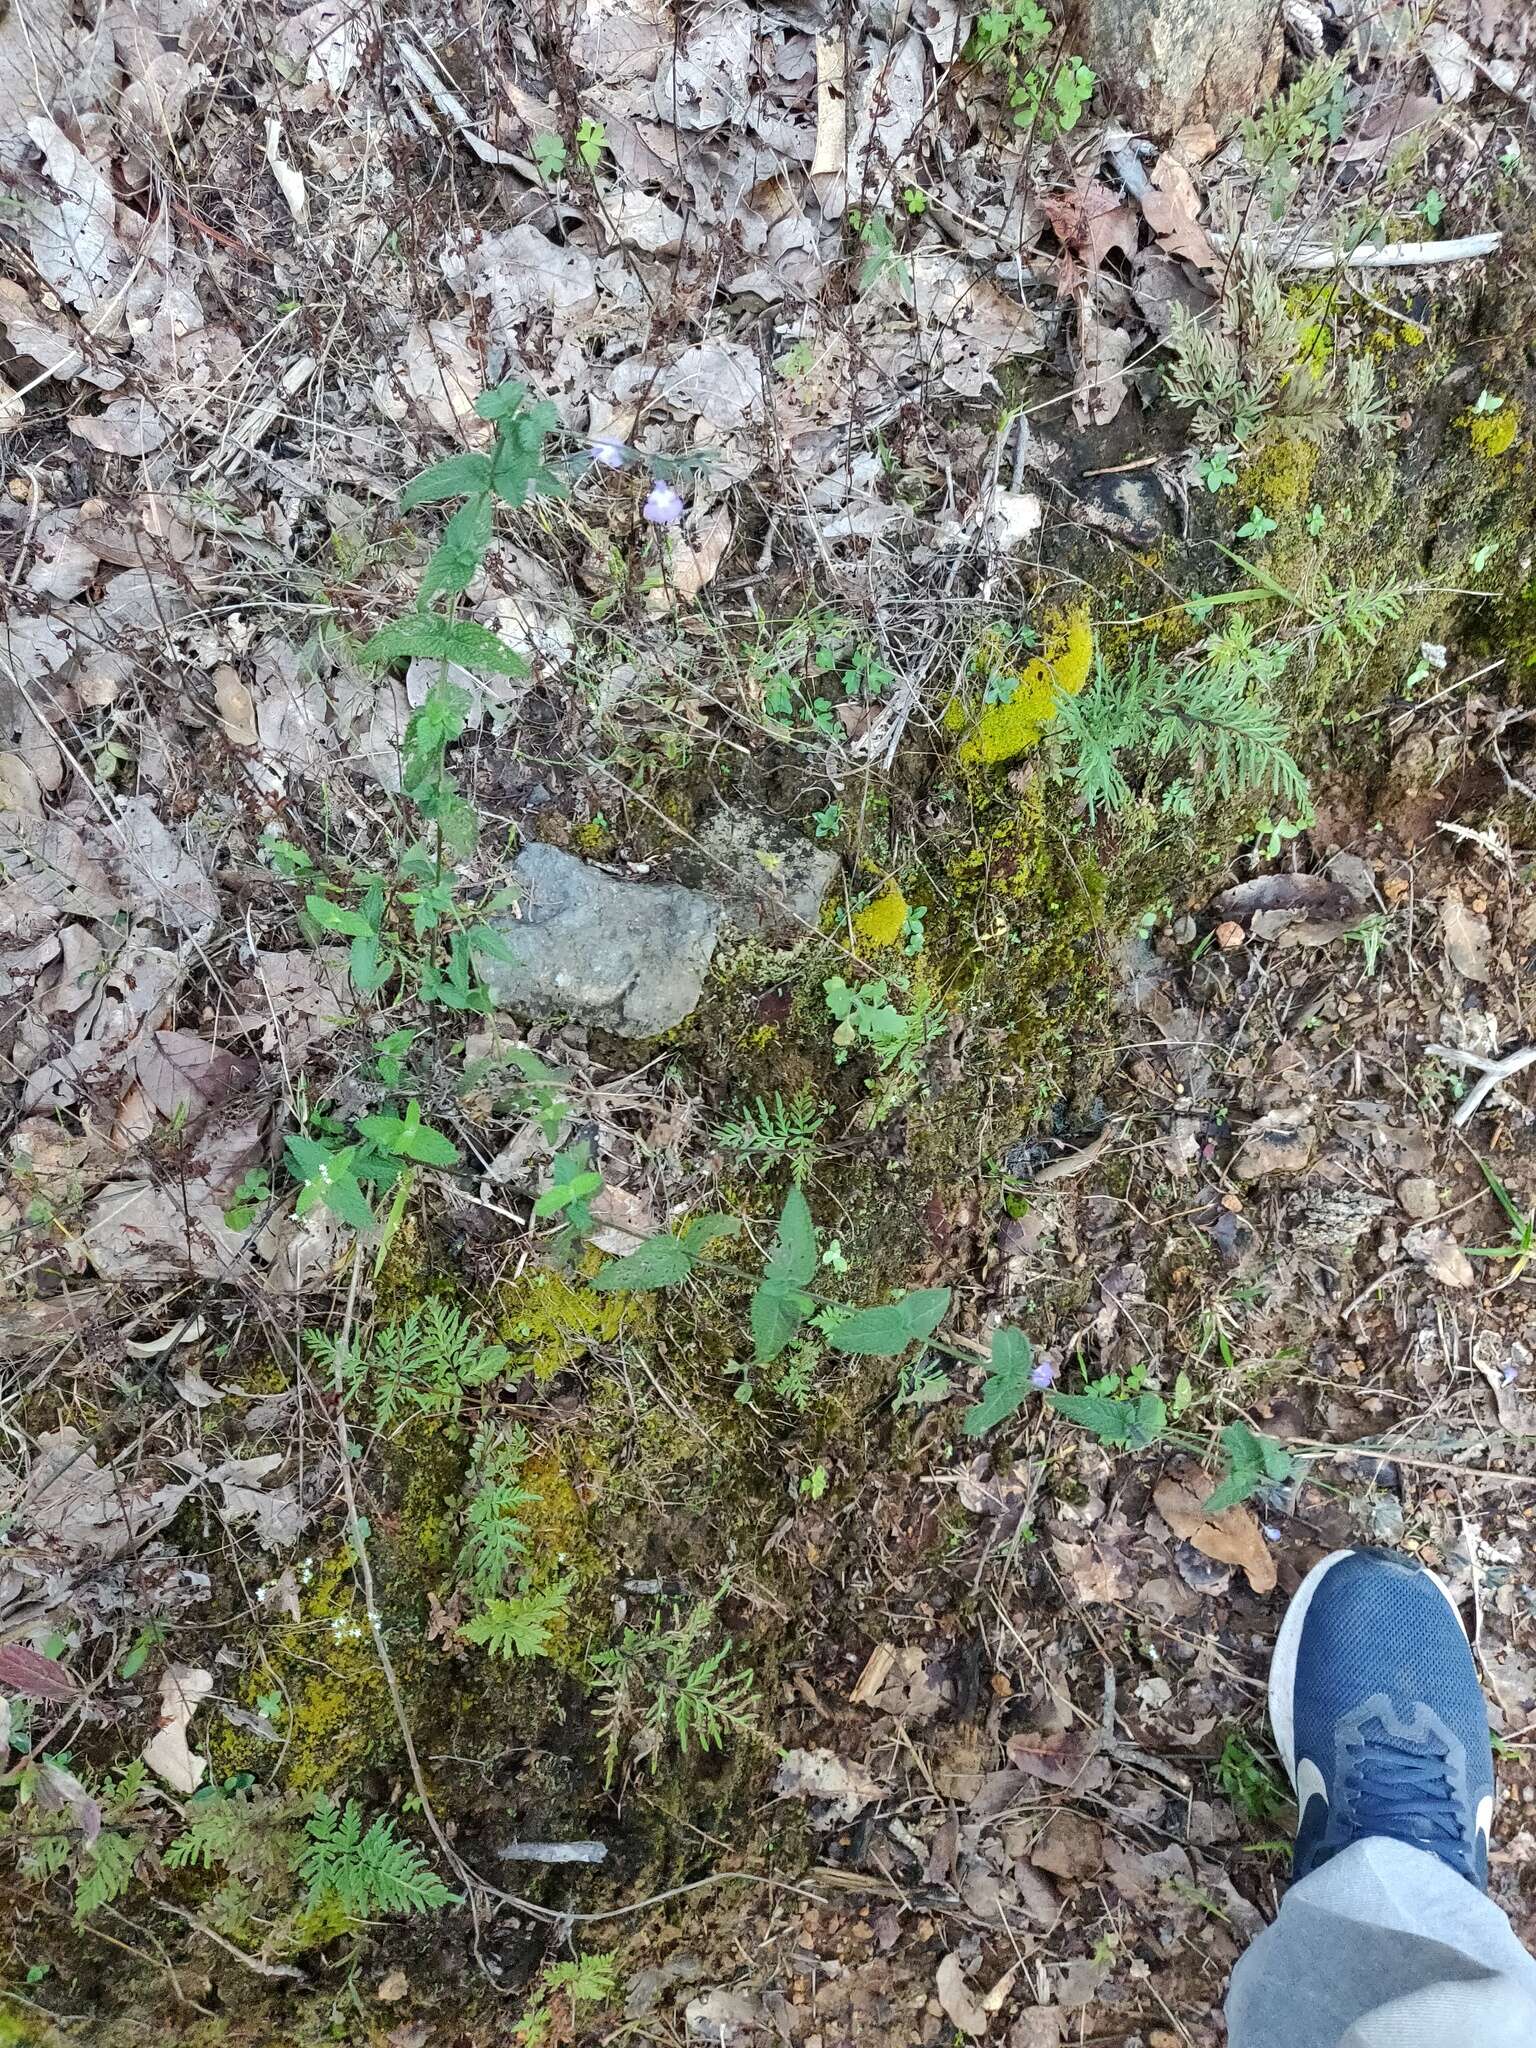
[1211,230,1502,271]
[1020,1124,1115,1186]
[156,1902,304,1981]
[1424,1042,1536,1128]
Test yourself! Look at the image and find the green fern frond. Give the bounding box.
[299,1796,457,1918]
[714,1088,827,1178]
[461,1580,572,1661]
[311,1302,511,1427]
[545,1952,618,2006]
[164,1788,285,1877]
[457,1424,539,1604]
[73,1831,141,1922]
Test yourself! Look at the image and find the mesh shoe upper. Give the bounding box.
[1271,1549,1495,1887]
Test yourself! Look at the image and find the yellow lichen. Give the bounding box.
[852,881,908,949]
[954,605,1095,767]
[1464,403,1519,459]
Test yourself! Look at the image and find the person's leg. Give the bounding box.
[1225,1549,1536,2048]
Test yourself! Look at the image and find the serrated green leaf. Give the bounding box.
[305,892,374,939]
[322,1170,376,1232]
[358,614,529,677]
[355,1108,459,1168]
[680,1213,742,1256]
[1202,1420,1295,1514]
[420,492,493,604]
[349,930,389,993]
[400,451,494,509]
[963,1326,1036,1437]
[825,1286,951,1357]
[592,1233,695,1292]
[765,1183,817,1288]
[750,1277,809,1364]
[1048,1389,1167,1450]
[473,380,531,422]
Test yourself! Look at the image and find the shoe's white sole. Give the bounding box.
[1268,1549,1467,1787]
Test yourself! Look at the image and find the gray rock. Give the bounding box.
[481,843,720,1037]
[1076,0,1281,136]
[1079,473,1171,546]
[682,805,840,941]
[1397,1175,1441,1221]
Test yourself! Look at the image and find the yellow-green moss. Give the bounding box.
[1463,402,1520,459]
[213,1551,397,1793]
[950,605,1095,766]
[852,880,908,949]
[497,1259,636,1383]
[1244,435,1321,512]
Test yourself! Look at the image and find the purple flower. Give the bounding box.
[643,479,685,526]
[1030,1356,1058,1390]
[589,436,626,470]
[1504,1362,1521,1386]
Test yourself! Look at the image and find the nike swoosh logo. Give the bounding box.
[1476,1793,1493,1849]
[1297,1757,1329,1817]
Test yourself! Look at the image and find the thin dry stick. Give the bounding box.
[156,1902,304,1981]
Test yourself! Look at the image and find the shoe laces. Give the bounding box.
[1343,1720,1471,1869]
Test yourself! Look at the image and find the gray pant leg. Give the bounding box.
[1225,1836,1536,2048]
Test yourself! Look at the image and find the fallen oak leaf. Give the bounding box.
[1139,154,1219,275]
[1153,1476,1277,1594]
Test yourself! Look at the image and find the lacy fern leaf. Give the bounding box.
[308,1301,510,1427]
[73,1831,141,1922]
[461,1580,572,1661]
[298,1796,457,1918]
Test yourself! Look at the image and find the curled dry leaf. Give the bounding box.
[0,1643,79,1700]
[1073,305,1132,428]
[649,503,732,611]
[264,118,308,223]
[934,1954,990,2039]
[1153,1476,1277,1594]
[1139,154,1219,274]
[142,1662,213,1793]
[1403,1224,1475,1290]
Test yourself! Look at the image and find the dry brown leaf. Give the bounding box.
[650,503,732,611]
[1153,1477,1277,1594]
[1005,1728,1107,1789]
[1029,1809,1103,1880]
[69,396,168,456]
[935,1955,989,2039]
[1442,894,1492,982]
[1073,303,1131,427]
[1139,154,1219,274]
[142,1663,213,1793]
[17,1427,191,1565]
[1403,1224,1475,1289]
[25,118,135,326]
[132,1029,260,1122]
[1041,181,1139,273]
[774,1747,888,1823]
[110,797,218,935]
